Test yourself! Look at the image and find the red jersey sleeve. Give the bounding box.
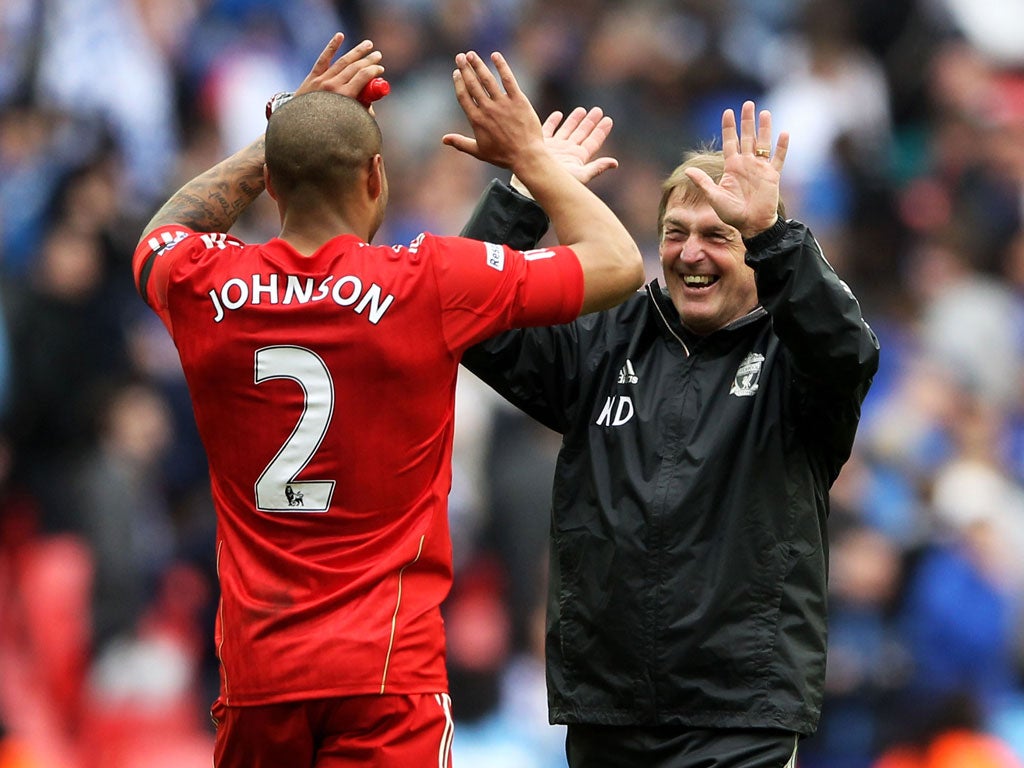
[134,225,195,312]
[133,225,248,329]
[421,233,584,353]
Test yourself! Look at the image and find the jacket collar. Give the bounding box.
[645,279,768,354]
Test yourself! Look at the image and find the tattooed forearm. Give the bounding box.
[140,137,268,240]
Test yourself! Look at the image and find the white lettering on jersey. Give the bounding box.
[252,273,279,305]
[199,232,243,250]
[523,248,556,261]
[485,242,505,271]
[221,278,248,310]
[283,275,315,304]
[147,230,189,254]
[596,395,634,426]
[208,272,395,324]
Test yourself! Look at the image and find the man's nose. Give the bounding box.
[680,238,704,263]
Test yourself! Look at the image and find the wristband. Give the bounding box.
[265,91,295,120]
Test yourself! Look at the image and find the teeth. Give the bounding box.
[683,275,716,287]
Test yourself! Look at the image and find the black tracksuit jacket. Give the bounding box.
[460,181,880,734]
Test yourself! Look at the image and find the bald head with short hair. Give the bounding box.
[266,91,383,207]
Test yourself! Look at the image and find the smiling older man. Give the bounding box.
[457,101,881,768]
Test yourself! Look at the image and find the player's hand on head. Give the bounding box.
[294,33,385,102]
[441,51,546,170]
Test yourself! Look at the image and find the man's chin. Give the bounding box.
[678,312,717,336]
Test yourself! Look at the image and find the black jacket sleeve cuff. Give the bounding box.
[742,217,790,253]
[460,179,550,251]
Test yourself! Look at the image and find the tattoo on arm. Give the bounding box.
[140,137,267,239]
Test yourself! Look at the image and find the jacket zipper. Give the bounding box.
[646,284,690,357]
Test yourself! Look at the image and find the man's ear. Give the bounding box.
[367,154,384,201]
[263,164,278,201]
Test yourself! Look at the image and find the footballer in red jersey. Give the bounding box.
[134,224,584,706]
[132,33,641,768]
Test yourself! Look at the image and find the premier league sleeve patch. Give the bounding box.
[485,242,505,271]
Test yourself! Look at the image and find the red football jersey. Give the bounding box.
[133,226,583,705]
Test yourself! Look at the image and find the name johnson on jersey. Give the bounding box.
[207,272,395,324]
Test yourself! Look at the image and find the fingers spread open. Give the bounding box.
[721,108,739,157]
[569,107,604,145]
[683,166,717,197]
[468,52,498,99]
[739,100,756,154]
[772,131,790,171]
[580,116,613,158]
[441,132,480,158]
[451,67,479,118]
[327,39,373,77]
[337,45,381,83]
[311,33,345,76]
[456,52,493,105]
[757,109,772,152]
[553,107,588,140]
[542,111,566,138]
[491,52,521,98]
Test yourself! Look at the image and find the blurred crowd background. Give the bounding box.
[0,0,1022,766]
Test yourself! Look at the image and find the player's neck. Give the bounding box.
[277,207,371,255]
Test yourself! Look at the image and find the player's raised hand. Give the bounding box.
[442,51,546,172]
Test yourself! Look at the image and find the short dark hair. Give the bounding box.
[657,149,787,237]
[266,91,383,203]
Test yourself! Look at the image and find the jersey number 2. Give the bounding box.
[253,345,336,512]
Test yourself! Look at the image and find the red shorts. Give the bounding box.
[211,693,454,768]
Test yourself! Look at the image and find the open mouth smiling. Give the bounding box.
[682,274,719,289]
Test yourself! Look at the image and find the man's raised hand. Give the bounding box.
[511,107,618,197]
[683,100,790,239]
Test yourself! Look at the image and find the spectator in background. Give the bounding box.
[447,553,570,768]
[872,692,1024,768]
[187,0,345,163]
[764,0,893,190]
[69,380,176,653]
[800,518,907,768]
[34,0,180,213]
[0,104,97,276]
[4,220,133,529]
[894,456,1024,730]
[761,0,893,287]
